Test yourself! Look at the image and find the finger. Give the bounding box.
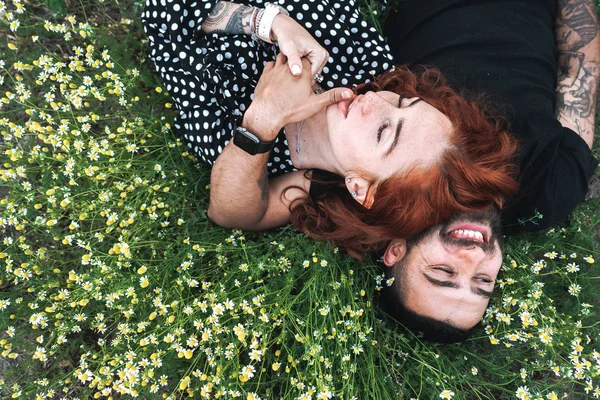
[275,52,287,65]
[316,88,354,108]
[311,82,322,93]
[318,51,329,76]
[301,57,312,78]
[263,60,276,71]
[286,52,303,76]
[309,50,329,79]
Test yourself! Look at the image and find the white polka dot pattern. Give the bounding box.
[142,0,394,175]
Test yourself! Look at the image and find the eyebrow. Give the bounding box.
[423,273,494,299]
[384,98,423,158]
[383,120,402,158]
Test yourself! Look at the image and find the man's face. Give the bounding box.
[383,207,503,330]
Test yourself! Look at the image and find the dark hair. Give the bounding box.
[379,283,475,344]
[290,65,519,258]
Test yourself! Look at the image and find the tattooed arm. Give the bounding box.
[555,0,600,148]
[202,2,329,77]
[208,55,351,230]
[201,2,255,35]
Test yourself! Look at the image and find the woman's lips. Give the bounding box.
[337,95,359,118]
[338,98,352,118]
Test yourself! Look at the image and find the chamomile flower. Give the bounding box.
[568,284,582,296]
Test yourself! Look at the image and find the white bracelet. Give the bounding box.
[258,3,288,44]
[251,8,263,42]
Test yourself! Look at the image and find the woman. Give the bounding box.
[142,0,519,256]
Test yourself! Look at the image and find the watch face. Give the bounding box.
[234,127,261,155]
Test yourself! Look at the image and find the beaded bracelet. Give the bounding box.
[251,7,264,42]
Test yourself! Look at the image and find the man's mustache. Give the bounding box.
[439,233,498,254]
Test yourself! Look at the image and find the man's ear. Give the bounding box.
[383,239,407,267]
[344,175,374,208]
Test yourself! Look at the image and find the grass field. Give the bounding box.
[0,0,599,399]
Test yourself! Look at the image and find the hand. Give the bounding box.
[243,54,354,139]
[271,14,329,80]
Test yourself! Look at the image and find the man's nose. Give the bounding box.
[452,243,491,263]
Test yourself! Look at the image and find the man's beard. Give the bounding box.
[407,207,503,254]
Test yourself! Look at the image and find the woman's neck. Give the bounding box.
[285,108,342,173]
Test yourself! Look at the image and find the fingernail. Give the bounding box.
[342,91,352,99]
[292,64,301,75]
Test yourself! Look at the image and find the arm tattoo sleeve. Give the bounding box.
[555,0,600,143]
[558,0,598,49]
[203,2,254,35]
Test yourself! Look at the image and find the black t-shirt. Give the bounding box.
[384,0,598,233]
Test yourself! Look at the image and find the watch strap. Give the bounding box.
[258,3,289,43]
[233,125,276,155]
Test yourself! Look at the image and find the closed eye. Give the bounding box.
[381,96,421,158]
[433,267,456,276]
[397,94,404,107]
[377,123,389,142]
[409,98,423,107]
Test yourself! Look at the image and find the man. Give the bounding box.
[386,0,598,234]
[380,0,599,342]
[380,207,503,343]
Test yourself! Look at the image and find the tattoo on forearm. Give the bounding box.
[557,59,598,139]
[558,60,596,118]
[204,2,254,35]
[558,1,598,49]
[555,0,600,143]
[257,171,268,202]
[206,2,227,24]
[224,7,252,35]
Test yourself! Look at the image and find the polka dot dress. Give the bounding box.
[142,0,394,176]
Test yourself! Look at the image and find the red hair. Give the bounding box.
[290,65,519,257]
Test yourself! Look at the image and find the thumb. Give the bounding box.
[316,88,354,107]
[262,60,276,72]
[287,55,303,76]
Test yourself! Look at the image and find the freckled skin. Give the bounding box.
[325,91,453,181]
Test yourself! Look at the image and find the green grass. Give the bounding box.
[0,1,598,399]
[36,0,66,13]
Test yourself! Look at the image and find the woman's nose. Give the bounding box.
[361,92,384,116]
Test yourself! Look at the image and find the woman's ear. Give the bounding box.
[383,239,407,267]
[344,175,374,208]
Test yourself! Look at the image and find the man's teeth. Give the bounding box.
[450,229,484,241]
[348,99,354,112]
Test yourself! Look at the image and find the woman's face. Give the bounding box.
[326,91,453,184]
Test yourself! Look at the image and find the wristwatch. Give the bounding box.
[233,125,276,155]
[258,3,289,44]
